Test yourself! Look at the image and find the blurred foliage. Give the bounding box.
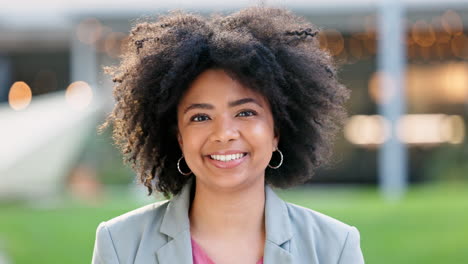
[423,144,468,182]
[0,181,467,264]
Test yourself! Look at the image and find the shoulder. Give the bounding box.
[285,201,353,236]
[92,200,170,264]
[100,200,170,233]
[284,202,364,263]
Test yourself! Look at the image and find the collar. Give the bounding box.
[155,177,294,264]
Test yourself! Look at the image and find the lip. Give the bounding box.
[205,152,248,169]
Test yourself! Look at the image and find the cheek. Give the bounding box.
[248,123,275,169]
[245,121,275,148]
[180,134,201,172]
[180,128,206,157]
[251,123,270,137]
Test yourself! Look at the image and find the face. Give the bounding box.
[177,69,279,192]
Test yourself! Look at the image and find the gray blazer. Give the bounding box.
[92,179,364,264]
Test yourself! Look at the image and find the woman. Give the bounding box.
[92,6,364,264]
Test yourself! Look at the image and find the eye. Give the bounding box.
[237,110,257,117]
[190,114,210,122]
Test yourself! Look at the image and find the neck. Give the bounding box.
[188,177,266,241]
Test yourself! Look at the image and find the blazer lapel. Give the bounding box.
[264,240,294,264]
[155,178,194,264]
[263,185,294,264]
[155,230,192,264]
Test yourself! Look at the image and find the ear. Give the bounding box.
[177,132,183,150]
[272,131,280,151]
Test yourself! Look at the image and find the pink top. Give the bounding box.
[191,237,264,264]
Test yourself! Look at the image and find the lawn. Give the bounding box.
[0,181,467,263]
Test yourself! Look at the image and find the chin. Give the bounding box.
[196,172,263,192]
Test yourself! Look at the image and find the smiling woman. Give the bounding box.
[92,6,364,264]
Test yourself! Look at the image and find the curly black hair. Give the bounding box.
[100,6,350,198]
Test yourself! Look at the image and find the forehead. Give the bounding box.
[179,68,267,105]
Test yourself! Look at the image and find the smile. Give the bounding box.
[206,152,248,169]
[209,153,246,162]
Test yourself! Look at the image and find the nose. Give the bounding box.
[209,115,240,143]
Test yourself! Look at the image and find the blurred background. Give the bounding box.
[0,0,467,263]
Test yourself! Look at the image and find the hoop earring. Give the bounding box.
[177,155,192,176]
[268,148,283,169]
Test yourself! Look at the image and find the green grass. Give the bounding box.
[1,181,467,264]
[276,181,468,264]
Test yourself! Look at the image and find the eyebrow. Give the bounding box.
[183,97,263,114]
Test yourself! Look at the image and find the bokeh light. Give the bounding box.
[65,81,93,110]
[344,115,390,146]
[432,16,452,44]
[368,71,397,104]
[321,29,344,56]
[8,81,32,110]
[412,20,436,47]
[105,32,127,58]
[438,62,468,102]
[76,18,103,45]
[441,9,463,36]
[397,114,465,145]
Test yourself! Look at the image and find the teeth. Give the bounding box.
[210,153,245,162]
